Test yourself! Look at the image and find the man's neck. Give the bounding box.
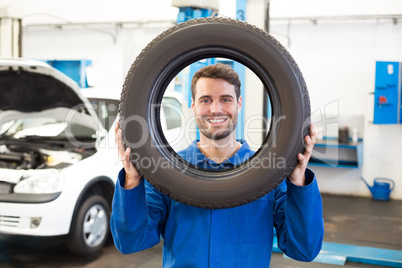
[197,134,240,164]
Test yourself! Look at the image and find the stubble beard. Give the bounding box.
[197,114,238,141]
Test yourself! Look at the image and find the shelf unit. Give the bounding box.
[309,138,363,168]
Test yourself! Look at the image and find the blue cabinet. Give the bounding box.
[373,61,401,124]
[45,60,92,88]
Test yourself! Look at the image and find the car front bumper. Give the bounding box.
[0,192,75,236]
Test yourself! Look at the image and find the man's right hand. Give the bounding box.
[115,122,142,189]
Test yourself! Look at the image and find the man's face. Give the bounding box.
[191,77,242,141]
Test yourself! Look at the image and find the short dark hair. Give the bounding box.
[191,63,241,100]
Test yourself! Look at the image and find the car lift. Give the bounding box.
[273,236,402,267]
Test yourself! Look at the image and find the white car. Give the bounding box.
[0,58,184,255]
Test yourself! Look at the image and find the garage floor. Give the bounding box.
[321,194,402,251]
[0,194,401,267]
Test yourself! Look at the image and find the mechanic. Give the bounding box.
[110,63,324,267]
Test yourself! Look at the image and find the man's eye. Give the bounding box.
[201,99,211,103]
[222,98,231,102]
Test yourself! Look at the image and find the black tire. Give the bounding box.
[66,195,110,256]
[119,17,310,209]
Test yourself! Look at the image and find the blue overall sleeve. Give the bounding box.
[110,168,169,254]
[273,168,324,261]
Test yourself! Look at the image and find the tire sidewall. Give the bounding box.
[67,195,110,255]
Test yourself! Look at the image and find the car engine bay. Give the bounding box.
[0,142,90,170]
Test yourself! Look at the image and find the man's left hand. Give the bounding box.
[288,125,316,186]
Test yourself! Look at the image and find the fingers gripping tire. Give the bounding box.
[120,17,310,209]
[67,195,110,255]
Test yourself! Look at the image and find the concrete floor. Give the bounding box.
[322,194,402,251]
[0,194,401,267]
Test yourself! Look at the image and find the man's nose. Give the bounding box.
[210,100,222,114]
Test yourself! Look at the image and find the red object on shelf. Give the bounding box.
[378,95,388,104]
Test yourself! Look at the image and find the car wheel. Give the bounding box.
[119,17,310,209]
[66,195,110,255]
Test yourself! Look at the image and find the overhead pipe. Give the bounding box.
[270,14,402,24]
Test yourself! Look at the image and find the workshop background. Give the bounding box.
[1,0,402,267]
[2,0,400,199]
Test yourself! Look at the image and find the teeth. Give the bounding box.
[208,119,225,123]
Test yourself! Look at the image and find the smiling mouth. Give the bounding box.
[205,118,228,123]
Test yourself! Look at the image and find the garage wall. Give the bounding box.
[273,20,402,199]
[23,25,173,91]
[2,0,402,199]
[1,0,179,93]
[269,0,402,199]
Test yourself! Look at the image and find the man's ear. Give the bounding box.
[237,96,243,113]
[191,98,195,113]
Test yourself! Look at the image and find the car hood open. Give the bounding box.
[0,58,87,112]
[0,59,104,172]
[0,58,100,132]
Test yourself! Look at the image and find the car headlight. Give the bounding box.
[14,173,64,194]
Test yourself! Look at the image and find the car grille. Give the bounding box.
[0,215,20,228]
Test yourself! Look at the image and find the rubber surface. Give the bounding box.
[66,195,110,255]
[119,17,310,209]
